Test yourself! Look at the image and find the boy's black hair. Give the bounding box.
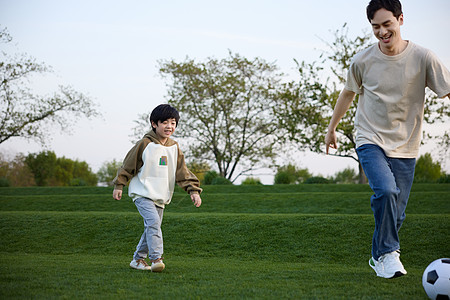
[366,0,402,22]
[149,104,180,132]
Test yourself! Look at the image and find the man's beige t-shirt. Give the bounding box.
[345,41,450,158]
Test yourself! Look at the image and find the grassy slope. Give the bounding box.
[0,184,449,299]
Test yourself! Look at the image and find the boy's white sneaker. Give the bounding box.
[369,251,407,278]
[151,258,165,272]
[130,259,151,271]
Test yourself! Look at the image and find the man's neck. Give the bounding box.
[379,39,408,56]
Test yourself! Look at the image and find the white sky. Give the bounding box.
[1,0,449,183]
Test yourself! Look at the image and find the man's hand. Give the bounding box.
[113,189,122,201]
[190,193,202,207]
[324,89,356,154]
[325,129,337,154]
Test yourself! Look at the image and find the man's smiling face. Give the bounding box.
[370,8,404,55]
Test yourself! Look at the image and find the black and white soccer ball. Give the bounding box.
[422,258,450,300]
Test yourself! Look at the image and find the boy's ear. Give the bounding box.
[151,121,157,128]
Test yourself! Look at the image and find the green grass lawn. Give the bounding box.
[0,184,449,299]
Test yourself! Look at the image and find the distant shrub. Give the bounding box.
[203,171,219,185]
[437,174,450,183]
[0,177,10,187]
[211,177,232,185]
[304,176,330,184]
[274,172,291,184]
[274,164,311,184]
[70,178,87,186]
[241,177,263,185]
[187,161,211,183]
[332,167,358,184]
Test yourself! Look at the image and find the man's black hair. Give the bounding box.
[366,0,402,22]
[149,104,180,132]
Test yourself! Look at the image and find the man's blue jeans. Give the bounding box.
[356,144,415,261]
[133,198,164,261]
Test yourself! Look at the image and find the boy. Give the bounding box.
[113,104,202,272]
[325,0,449,278]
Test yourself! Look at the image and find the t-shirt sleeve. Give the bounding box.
[425,51,450,98]
[345,59,363,94]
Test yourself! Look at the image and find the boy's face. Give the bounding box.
[152,118,177,142]
[370,8,404,54]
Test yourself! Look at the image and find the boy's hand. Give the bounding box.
[191,193,202,207]
[113,189,122,201]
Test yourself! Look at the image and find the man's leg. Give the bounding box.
[389,157,415,232]
[356,144,401,260]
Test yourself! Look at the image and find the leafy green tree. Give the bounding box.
[275,24,372,184]
[25,151,57,186]
[97,159,122,187]
[72,160,97,186]
[414,153,443,183]
[276,23,449,183]
[332,167,358,184]
[53,157,75,186]
[133,51,283,182]
[25,150,97,186]
[274,164,311,184]
[0,26,100,145]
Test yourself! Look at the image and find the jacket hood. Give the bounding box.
[143,130,177,146]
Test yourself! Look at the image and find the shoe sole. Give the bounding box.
[390,271,405,279]
[369,258,406,279]
[130,265,151,271]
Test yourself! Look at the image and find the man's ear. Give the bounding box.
[151,121,157,129]
[398,13,404,25]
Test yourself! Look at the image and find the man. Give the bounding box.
[325,0,450,279]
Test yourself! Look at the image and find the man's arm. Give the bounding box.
[325,88,356,154]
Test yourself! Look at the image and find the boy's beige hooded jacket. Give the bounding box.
[113,130,202,208]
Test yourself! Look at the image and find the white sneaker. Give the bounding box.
[130,259,151,270]
[369,251,407,278]
[151,258,165,272]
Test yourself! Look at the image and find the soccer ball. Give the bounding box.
[422,258,450,300]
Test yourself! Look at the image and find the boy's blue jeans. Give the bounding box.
[356,144,415,261]
[133,197,164,261]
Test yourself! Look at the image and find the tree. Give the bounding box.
[25,151,57,186]
[0,26,100,145]
[71,160,98,186]
[0,152,35,186]
[414,153,443,183]
[276,23,449,183]
[275,24,372,184]
[135,51,283,182]
[25,151,97,186]
[97,159,122,187]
